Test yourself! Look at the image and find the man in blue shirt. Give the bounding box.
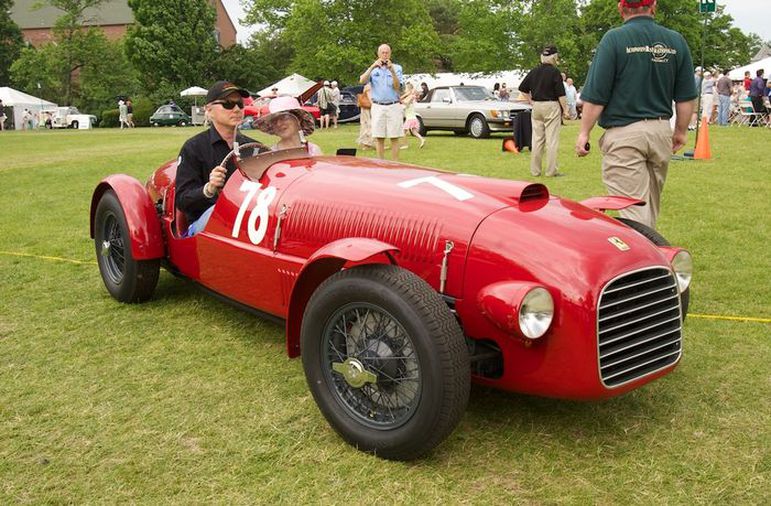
[360,44,404,160]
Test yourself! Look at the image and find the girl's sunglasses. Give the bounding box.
[212,100,244,110]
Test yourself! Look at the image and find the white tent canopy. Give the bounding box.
[256,73,317,98]
[0,87,57,130]
[728,56,771,81]
[180,86,208,97]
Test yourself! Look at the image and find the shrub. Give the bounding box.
[101,109,119,128]
[131,97,155,127]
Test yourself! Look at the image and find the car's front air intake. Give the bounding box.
[598,267,682,387]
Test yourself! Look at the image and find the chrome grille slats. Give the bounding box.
[598,267,683,387]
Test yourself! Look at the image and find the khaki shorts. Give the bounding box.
[371,102,404,139]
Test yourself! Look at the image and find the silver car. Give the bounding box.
[414,86,531,139]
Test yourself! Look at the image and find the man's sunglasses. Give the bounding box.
[212,100,244,110]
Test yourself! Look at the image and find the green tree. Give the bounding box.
[244,0,440,84]
[0,0,24,86]
[125,0,218,98]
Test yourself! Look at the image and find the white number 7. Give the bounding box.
[232,180,277,245]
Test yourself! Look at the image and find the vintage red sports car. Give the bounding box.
[90,146,692,460]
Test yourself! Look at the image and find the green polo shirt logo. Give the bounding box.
[625,43,677,63]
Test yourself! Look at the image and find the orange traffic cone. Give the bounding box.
[502,138,519,153]
[694,118,711,160]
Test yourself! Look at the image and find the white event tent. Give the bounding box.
[0,87,57,130]
[405,70,528,93]
[727,57,771,81]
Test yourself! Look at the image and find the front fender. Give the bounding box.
[90,174,164,260]
[285,238,399,358]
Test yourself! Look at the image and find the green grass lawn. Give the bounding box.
[0,124,769,503]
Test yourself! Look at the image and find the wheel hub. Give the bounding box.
[332,358,378,388]
[101,240,111,257]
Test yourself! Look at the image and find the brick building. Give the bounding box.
[10,0,237,48]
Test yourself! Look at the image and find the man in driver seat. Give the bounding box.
[175,81,268,236]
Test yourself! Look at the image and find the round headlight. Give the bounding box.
[671,250,693,293]
[518,287,554,339]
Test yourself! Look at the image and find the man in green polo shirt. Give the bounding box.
[575,0,696,230]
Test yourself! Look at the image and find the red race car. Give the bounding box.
[90,147,692,460]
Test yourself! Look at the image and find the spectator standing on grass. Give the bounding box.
[518,45,569,177]
[359,43,404,160]
[493,82,500,98]
[565,78,578,119]
[716,71,732,126]
[498,83,510,101]
[330,80,341,128]
[118,100,128,129]
[21,108,33,130]
[700,71,714,122]
[126,99,135,128]
[575,0,696,230]
[316,80,333,129]
[749,69,768,125]
[743,71,751,91]
[175,81,267,236]
[357,83,374,150]
[0,99,6,131]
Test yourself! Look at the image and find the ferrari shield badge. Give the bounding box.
[608,236,630,251]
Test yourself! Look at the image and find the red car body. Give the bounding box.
[90,149,690,459]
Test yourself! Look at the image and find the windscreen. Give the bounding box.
[454,87,496,101]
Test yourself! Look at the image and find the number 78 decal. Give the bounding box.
[398,176,474,201]
[232,180,277,245]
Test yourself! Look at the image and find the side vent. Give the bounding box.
[518,183,549,211]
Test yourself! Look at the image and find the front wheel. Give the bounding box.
[301,264,470,460]
[617,218,690,318]
[70,120,79,129]
[467,113,490,139]
[94,190,160,303]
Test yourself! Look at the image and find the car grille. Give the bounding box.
[597,267,682,387]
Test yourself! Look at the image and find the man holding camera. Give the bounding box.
[360,44,404,160]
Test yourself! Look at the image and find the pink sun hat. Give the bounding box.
[255,96,315,136]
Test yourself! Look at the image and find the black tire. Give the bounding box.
[70,120,79,129]
[417,117,427,137]
[467,113,490,139]
[151,122,159,127]
[94,190,160,303]
[178,120,187,127]
[617,218,690,318]
[301,264,470,460]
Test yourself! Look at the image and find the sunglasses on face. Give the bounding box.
[212,100,244,110]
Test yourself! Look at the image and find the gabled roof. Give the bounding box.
[10,0,134,29]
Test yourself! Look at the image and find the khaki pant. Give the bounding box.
[599,119,672,229]
[530,101,562,176]
[357,107,373,147]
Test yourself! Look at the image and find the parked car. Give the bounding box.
[336,85,363,123]
[46,106,98,129]
[243,82,323,123]
[90,147,692,460]
[150,105,191,127]
[415,85,531,138]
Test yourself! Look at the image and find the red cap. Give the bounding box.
[621,0,654,7]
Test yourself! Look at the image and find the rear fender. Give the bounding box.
[579,195,645,212]
[285,238,399,358]
[90,174,164,260]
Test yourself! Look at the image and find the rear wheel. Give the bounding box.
[70,120,79,129]
[94,190,160,303]
[468,114,490,139]
[301,264,470,460]
[178,120,188,127]
[617,218,689,317]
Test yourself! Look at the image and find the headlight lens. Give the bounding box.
[519,287,554,339]
[671,250,693,293]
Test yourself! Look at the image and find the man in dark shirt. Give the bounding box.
[176,81,266,235]
[518,45,569,177]
[715,71,732,126]
[748,69,768,125]
[575,0,696,230]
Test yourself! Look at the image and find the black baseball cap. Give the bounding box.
[206,81,250,104]
[542,45,559,56]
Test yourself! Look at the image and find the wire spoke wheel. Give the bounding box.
[101,212,126,284]
[323,303,421,429]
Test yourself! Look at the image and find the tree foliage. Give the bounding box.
[0,0,24,86]
[244,0,440,84]
[125,0,218,97]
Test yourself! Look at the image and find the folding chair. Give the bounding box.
[736,99,762,127]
